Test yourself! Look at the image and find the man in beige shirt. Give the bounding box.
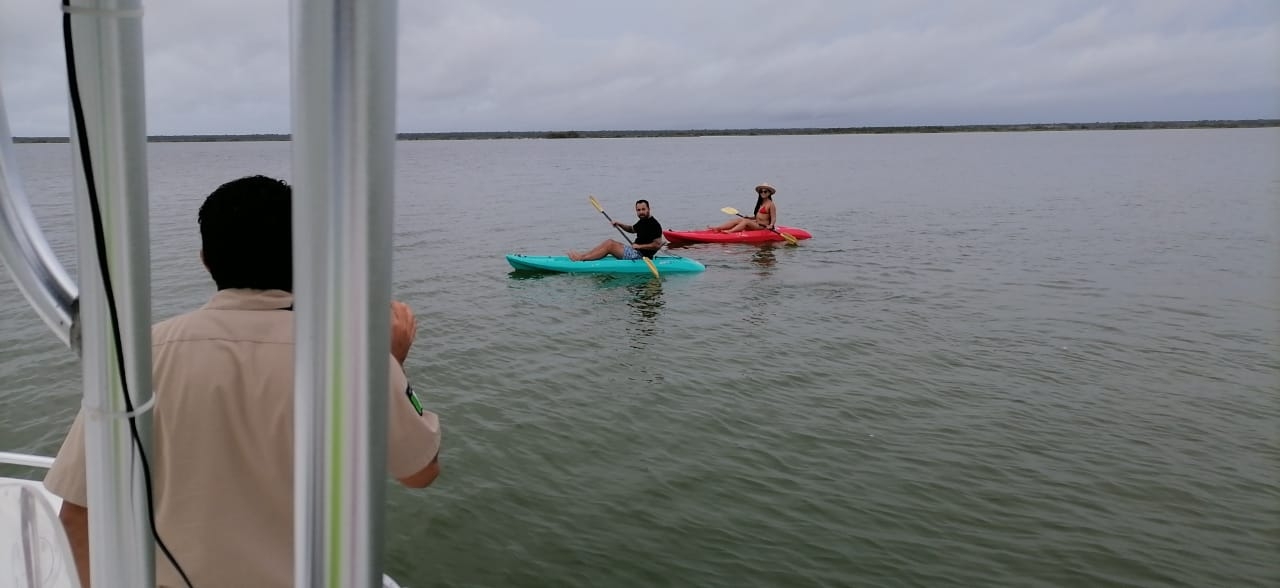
[44,175,442,587]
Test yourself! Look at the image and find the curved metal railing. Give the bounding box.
[0,88,79,350]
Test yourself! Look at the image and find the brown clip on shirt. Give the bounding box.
[44,289,441,587]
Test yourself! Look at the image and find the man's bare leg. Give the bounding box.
[569,239,626,261]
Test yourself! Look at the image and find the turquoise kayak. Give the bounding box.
[506,254,705,274]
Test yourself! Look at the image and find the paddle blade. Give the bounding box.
[589,195,604,212]
[721,206,740,216]
[643,256,660,279]
[778,230,799,245]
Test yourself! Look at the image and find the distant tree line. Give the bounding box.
[13,119,1277,143]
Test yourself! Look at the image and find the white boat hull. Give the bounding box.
[0,477,78,588]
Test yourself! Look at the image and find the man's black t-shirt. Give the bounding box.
[633,217,662,258]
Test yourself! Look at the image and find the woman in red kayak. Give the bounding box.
[708,182,777,233]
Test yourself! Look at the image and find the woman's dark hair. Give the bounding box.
[752,193,768,216]
[198,175,293,291]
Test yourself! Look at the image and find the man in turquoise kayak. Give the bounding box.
[568,199,665,261]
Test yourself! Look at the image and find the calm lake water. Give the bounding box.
[2,129,1278,587]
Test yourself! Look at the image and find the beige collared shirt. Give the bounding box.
[44,288,441,587]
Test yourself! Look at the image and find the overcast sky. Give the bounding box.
[1,0,1277,136]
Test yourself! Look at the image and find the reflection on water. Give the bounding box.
[751,245,776,273]
[507,269,550,280]
[624,279,664,351]
[627,279,664,321]
[624,279,665,383]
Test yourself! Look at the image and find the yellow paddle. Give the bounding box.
[720,207,799,245]
[589,195,660,278]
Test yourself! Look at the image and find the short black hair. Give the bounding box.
[635,199,650,207]
[198,175,292,291]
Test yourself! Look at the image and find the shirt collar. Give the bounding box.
[201,288,294,311]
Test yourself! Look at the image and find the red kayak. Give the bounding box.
[663,226,812,245]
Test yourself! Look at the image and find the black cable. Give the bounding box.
[61,3,193,586]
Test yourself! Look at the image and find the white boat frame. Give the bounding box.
[0,1,407,586]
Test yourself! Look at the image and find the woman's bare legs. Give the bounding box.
[707,218,764,232]
[726,219,765,233]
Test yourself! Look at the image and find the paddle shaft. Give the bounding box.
[597,208,637,245]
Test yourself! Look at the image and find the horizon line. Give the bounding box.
[14,118,1279,142]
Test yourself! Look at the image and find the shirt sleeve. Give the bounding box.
[385,356,441,480]
[43,410,89,507]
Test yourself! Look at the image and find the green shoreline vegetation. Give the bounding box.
[14,119,1278,143]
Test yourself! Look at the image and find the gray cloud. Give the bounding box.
[1,0,1276,136]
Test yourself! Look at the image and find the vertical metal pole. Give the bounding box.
[291,0,399,586]
[67,0,155,586]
